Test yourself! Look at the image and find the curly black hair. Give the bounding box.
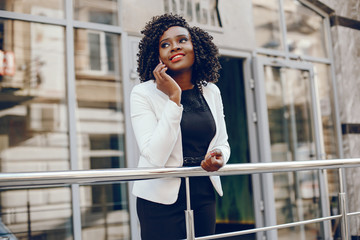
[137,13,221,88]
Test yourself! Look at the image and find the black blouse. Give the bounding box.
[180,87,216,166]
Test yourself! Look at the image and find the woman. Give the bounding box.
[130,13,230,239]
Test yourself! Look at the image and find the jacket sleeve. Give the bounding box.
[130,86,183,167]
[211,85,231,164]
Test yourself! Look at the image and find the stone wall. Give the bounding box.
[321,0,360,237]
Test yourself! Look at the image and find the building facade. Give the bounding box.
[0,0,359,239]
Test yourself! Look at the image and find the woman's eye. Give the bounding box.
[179,38,188,43]
[161,42,169,48]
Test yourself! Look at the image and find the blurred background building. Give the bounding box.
[0,0,359,239]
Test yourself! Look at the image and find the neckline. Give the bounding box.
[181,87,197,96]
[182,87,197,94]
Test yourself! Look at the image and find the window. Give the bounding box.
[164,0,222,29]
[76,30,117,75]
[74,0,119,25]
[74,29,130,239]
[0,19,72,239]
[0,0,64,18]
[252,0,283,50]
[284,0,327,58]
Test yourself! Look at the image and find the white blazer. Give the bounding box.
[130,80,230,204]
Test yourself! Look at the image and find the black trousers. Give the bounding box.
[136,176,216,240]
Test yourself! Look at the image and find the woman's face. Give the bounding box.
[158,26,195,73]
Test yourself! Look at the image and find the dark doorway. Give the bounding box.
[215,57,255,239]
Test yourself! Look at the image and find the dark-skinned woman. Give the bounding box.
[130,13,230,240]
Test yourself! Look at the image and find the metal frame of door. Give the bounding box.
[252,56,332,240]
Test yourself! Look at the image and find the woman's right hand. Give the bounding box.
[153,62,181,106]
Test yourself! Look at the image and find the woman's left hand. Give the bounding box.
[201,149,224,172]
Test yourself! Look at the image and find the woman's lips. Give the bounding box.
[170,54,185,63]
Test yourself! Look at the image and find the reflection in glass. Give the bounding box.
[80,183,130,240]
[284,0,327,58]
[0,19,72,239]
[0,0,64,18]
[252,0,283,50]
[0,20,69,172]
[74,29,130,239]
[0,188,73,239]
[264,66,322,239]
[163,0,221,27]
[74,0,119,25]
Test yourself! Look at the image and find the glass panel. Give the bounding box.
[74,0,119,25]
[163,0,221,27]
[0,0,64,18]
[80,183,130,240]
[0,20,69,171]
[284,0,327,58]
[0,187,73,239]
[74,29,130,239]
[75,29,118,75]
[0,19,71,239]
[264,66,322,239]
[88,33,102,71]
[252,0,283,50]
[278,224,321,239]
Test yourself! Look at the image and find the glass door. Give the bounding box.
[254,57,331,240]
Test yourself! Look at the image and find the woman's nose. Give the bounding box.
[171,42,181,51]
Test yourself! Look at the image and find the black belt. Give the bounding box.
[183,156,204,166]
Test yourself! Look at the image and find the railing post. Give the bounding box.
[184,177,195,240]
[339,192,350,240]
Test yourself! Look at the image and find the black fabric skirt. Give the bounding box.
[136,176,216,240]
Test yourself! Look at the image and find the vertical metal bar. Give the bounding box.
[245,53,266,240]
[71,184,82,240]
[65,0,78,172]
[65,0,82,239]
[323,15,346,192]
[312,65,333,240]
[185,177,195,240]
[120,32,142,239]
[339,192,350,240]
[117,0,122,26]
[278,0,289,60]
[253,56,278,240]
[324,15,348,238]
[308,67,332,239]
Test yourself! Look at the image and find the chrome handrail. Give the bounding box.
[0,158,359,188]
[0,158,359,240]
[196,214,343,240]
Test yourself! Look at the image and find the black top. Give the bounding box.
[180,87,216,166]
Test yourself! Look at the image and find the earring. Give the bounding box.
[197,82,203,94]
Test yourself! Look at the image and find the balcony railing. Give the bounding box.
[1,158,360,239]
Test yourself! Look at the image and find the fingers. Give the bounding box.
[201,149,224,172]
[201,157,223,172]
[209,149,222,158]
[153,61,181,105]
[153,62,167,82]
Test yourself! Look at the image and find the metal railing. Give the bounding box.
[1,158,360,239]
